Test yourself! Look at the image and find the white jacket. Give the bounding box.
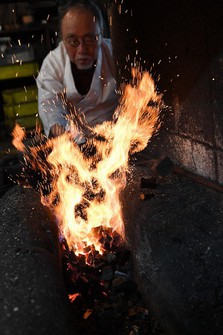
[36,39,119,137]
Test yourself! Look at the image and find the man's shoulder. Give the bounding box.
[102,38,112,48]
[101,38,113,56]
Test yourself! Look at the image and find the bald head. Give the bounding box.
[61,5,102,70]
[59,1,104,32]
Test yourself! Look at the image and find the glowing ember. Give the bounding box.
[12,69,162,256]
[69,293,81,302]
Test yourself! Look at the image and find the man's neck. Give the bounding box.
[71,63,96,95]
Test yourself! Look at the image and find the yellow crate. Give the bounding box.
[0,62,39,80]
[2,85,38,105]
[4,101,38,119]
[5,115,38,130]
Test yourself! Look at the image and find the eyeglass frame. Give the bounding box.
[63,33,102,48]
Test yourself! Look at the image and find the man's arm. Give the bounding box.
[48,124,66,138]
[36,48,68,138]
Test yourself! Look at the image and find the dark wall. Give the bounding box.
[110,0,223,184]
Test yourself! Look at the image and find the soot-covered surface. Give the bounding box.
[123,157,223,335]
[0,186,75,335]
[0,185,166,335]
[1,149,223,335]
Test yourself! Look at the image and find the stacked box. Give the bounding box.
[0,62,39,80]
[2,85,38,105]
[5,114,38,130]
[2,85,39,130]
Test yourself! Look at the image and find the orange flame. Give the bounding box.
[12,70,162,256]
[12,124,26,152]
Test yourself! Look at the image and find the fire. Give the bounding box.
[69,293,81,302]
[12,69,162,256]
[12,124,26,152]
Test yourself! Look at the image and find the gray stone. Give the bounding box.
[0,185,76,335]
[122,163,223,335]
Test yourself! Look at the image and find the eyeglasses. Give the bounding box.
[63,33,101,48]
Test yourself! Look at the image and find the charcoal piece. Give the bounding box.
[115,247,131,266]
[140,177,157,189]
[139,192,155,201]
[122,165,223,335]
[101,265,114,281]
[111,278,137,296]
[112,276,127,288]
[0,185,76,335]
[155,156,173,176]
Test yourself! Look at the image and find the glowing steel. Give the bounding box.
[12,70,162,256]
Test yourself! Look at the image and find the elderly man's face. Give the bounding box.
[61,8,102,70]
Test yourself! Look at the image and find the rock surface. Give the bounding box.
[122,160,223,335]
[0,186,75,335]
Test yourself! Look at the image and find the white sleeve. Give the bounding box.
[36,50,68,137]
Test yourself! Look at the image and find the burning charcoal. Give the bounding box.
[83,181,106,202]
[139,192,155,201]
[155,156,173,176]
[128,306,149,319]
[105,227,113,235]
[95,188,106,201]
[129,325,140,335]
[112,276,127,288]
[87,280,108,303]
[106,251,117,263]
[91,225,103,239]
[104,232,113,243]
[94,260,107,269]
[112,278,137,297]
[74,201,88,220]
[80,139,97,157]
[69,292,81,303]
[116,259,132,275]
[98,235,106,245]
[140,177,157,189]
[91,252,107,268]
[99,231,113,250]
[83,245,92,253]
[110,230,125,249]
[115,247,131,266]
[83,308,94,319]
[77,253,87,267]
[70,294,85,318]
[79,275,89,284]
[114,270,130,280]
[101,265,114,281]
[86,252,94,267]
[19,140,54,195]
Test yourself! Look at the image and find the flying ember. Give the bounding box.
[12,69,162,256]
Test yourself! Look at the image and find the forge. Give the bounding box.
[0,69,166,335]
[0,59,223,334]
[1,156,223,335]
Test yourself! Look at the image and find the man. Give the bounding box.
[36,0,119,140]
